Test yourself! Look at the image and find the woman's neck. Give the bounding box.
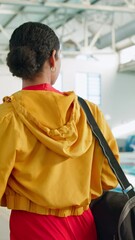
[22,78,51,88]
[22,70,52,88]
[22,60,53,88]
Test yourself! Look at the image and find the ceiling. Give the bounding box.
[0,0,135,64]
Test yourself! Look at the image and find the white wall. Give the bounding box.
[0,207,10,240]
[107,71,135,127]
[0,66,22,103]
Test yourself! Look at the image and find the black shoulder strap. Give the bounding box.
[78,96,135,199]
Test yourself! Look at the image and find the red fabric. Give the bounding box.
[10,83,97,239]
[10,209,97,240]
[22,83,63,94]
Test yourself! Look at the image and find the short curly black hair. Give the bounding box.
[6,22,60,79]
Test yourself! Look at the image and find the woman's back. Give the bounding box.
[0,21,119,240]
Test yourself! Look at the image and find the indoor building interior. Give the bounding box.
[0,0,135,239]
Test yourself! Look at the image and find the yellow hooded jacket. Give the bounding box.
[0,90,119,217]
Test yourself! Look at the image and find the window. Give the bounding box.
[75,72,101,105]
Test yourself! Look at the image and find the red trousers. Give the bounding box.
[10,209,97,240]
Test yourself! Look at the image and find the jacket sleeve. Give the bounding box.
[0,113,17,202]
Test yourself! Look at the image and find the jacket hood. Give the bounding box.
[8,90,92,157]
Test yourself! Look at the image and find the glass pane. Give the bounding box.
[88,80,100,95]
[75,72,101,105]
[88,95,100,105]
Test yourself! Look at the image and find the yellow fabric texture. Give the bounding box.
[0,90,119,217]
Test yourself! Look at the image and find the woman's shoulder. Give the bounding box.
[83,99,107,133]
[85,100,102,118]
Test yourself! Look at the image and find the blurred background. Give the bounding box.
[0,0,135,239]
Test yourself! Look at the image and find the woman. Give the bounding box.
[0,22,119,240]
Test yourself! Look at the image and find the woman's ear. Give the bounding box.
[49,49,57,68]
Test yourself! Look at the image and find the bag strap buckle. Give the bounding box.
[122,184,135,198]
